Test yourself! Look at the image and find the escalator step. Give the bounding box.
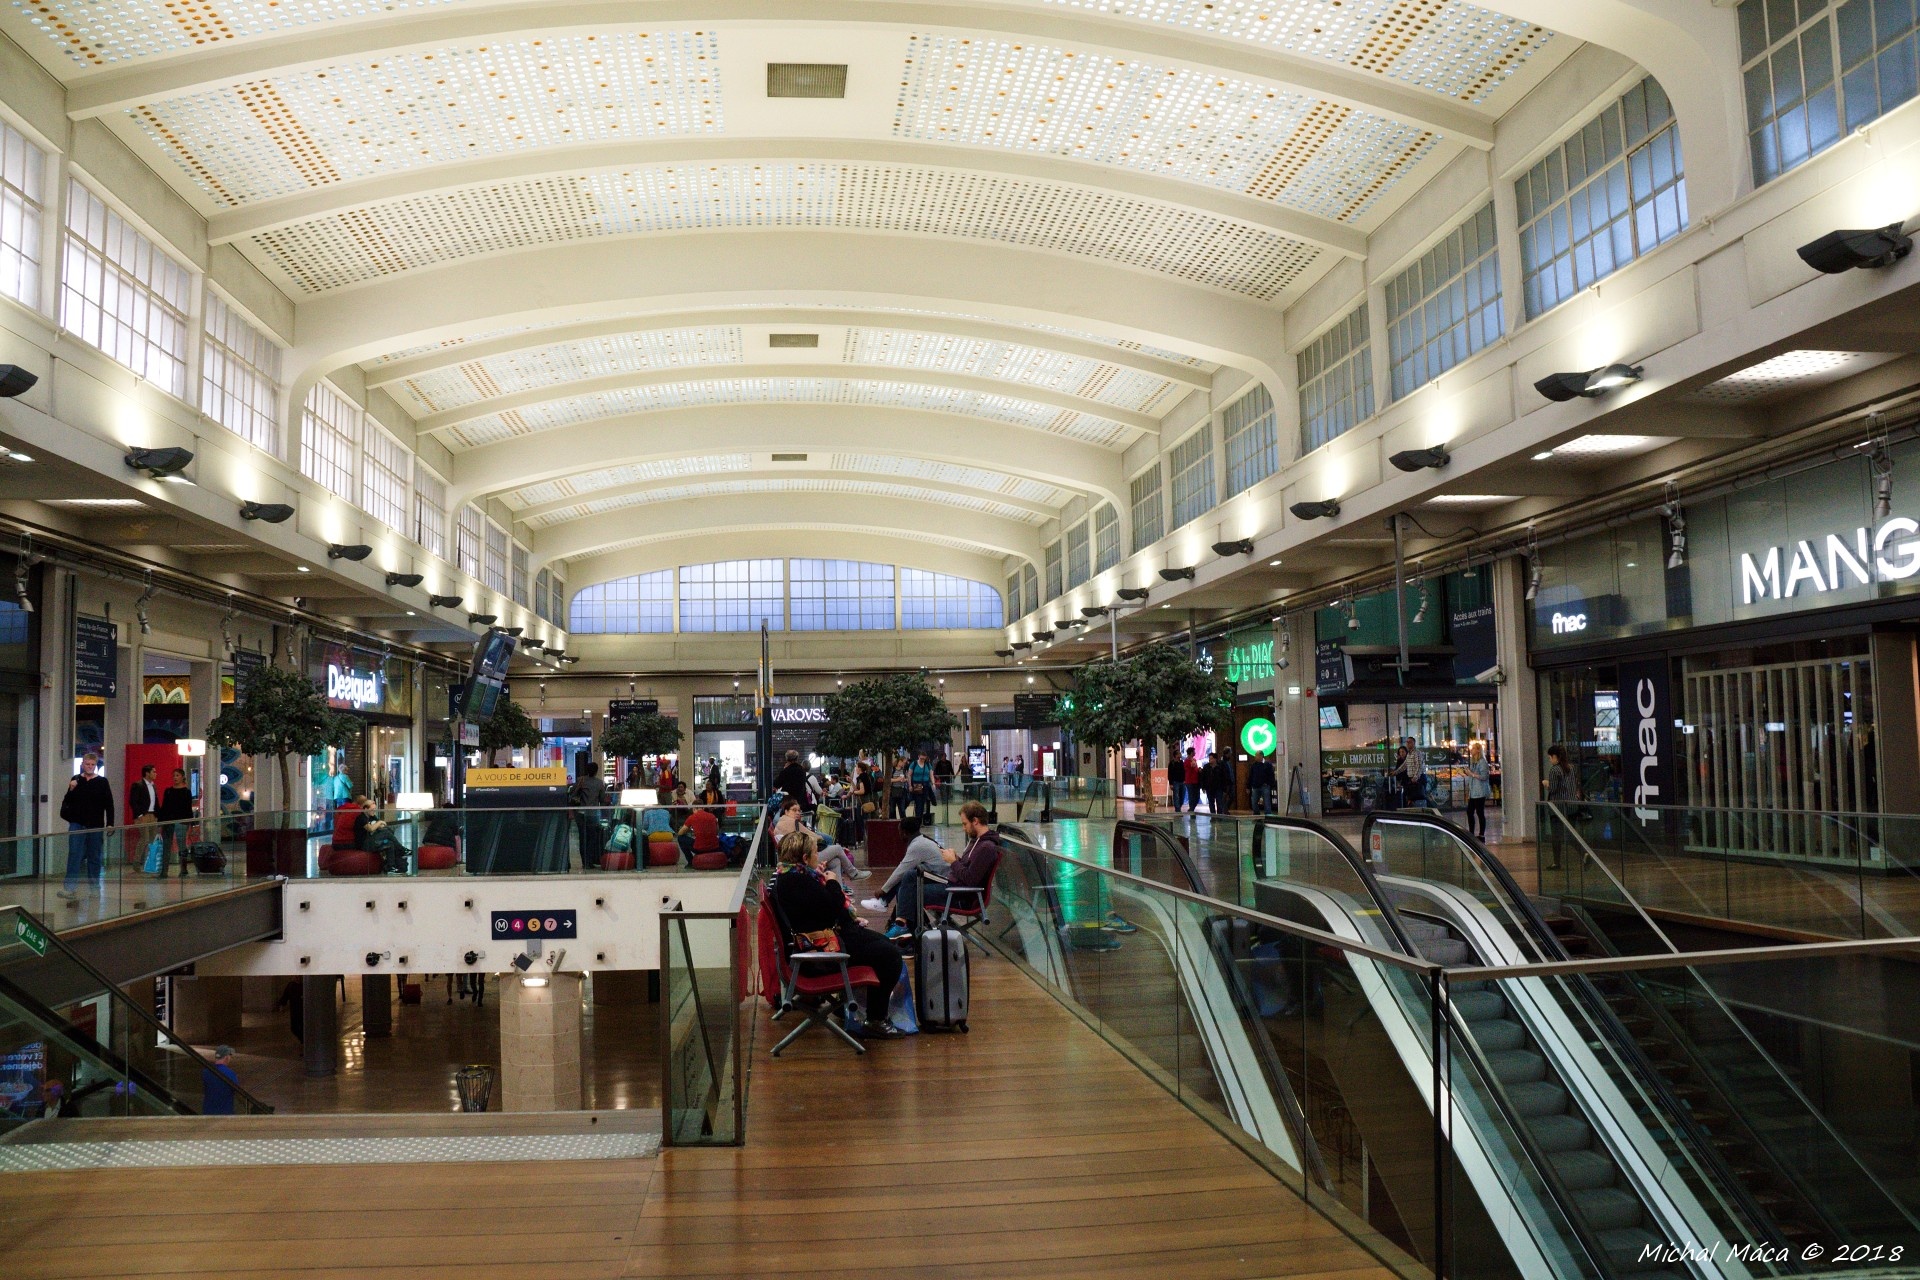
[1508,1080,1571,1118]
[1549,1149,1618,1190]
[1574,1186,1648,1232]
[1453,990,1507,1021]
[1420,939,1472,966]
[1473,1019,1526,1052]
[1527,1113,1593,1152]
[1487,1049,1549,1085]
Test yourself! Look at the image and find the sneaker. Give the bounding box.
[857,1022,908,1040]
[847,867,871,880]
[885,922,910,941]
[860,897,888,912]
[56,889,77,900]
[1104,912,1139,934]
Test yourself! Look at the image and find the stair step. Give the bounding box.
[1548,1148,1618,1191]
[1527,1114,1591,1154]
[1574,1186,1647,1232]
[1487,1049,1548,1085]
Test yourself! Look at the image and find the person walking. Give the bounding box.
[570,761,612,869]
[201,1046,240,1115]
[909,752,933,823]
[59,753,113,898]
[1180,749,1201,813]
[1463,742,1492,839]
[1396,737,1428,808]
[159,767,195,875]
[1543,744,1577,869]
[1247,752,1278,816]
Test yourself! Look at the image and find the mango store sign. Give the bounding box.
[1739,517,1920,604]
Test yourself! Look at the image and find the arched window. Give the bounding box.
[568,570,672,634]
[901,570,1002,629]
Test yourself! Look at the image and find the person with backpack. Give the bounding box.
[1247,753,1278,816]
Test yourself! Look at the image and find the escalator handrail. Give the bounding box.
[1253,816,1425,960]
[1366,812,1791,1261]
[1113,818,1208,897]
[1,905,276,1116]
[0,968,194,1118]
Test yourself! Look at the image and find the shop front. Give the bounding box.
[308,644,416,813]
[693,694,760,794]
[1530,443,1920,860]
[1315,568,1501,815]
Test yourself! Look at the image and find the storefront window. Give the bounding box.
[1320,700,1497,813]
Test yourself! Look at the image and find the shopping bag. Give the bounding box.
[886,966,919,1034]
[142,836,164,875]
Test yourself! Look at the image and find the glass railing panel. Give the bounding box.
[658,908,742,1147]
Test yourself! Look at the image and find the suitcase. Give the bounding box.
[188,842,225,873]
[399,982,423,1005]
[916,924,970,1032]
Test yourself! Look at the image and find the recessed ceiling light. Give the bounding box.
[47,497,144,508]
[1551,434,1675,457]
[1425,494,1519,507]
[406,610,416,616]
[4,450,32,463]
[1532,450,1555,461]
[1693,350,1864,402]
[1160,604,1171,609]
[1268,559,1282,567]
[296,565,310,573]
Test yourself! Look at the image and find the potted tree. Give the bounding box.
[205,661,360,873]
[1056,645,1235,812]
[475,697,545,765]
[600,710,684,779]
[820,672,960,781]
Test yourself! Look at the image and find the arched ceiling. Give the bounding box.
[6,0,1745,574]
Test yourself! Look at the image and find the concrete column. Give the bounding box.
[362,973,393,1038]
[188,658,218,823]
[1275,614,1320,816]
[1492,555,1540,841]
[301,974,338,1078]
[500,972,583,1111]
[169,976,244,1045]
[590,968,650,1007]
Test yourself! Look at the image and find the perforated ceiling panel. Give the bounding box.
[8,0,467,66]
[824,454,1067,505]
[1689,350,1868,403]
[529,479,1047,528]
[894,35,1436,222]
[844,330,1178,414]
[505,454,753,508]
[131,32,722,208]
[1032,0,1550,104]
[396,326,743,415]
[444,376,1131,449]
[251,162,1320,297]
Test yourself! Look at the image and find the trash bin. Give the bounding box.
[454,1064,494,1113]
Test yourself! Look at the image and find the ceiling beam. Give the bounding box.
[361,308,1213,393]
[210,137,1368,261]
[413,362,1160,438]
[513,467,1060,525]
[65,0,1495,148]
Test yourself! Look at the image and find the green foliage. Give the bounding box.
[476,697,545,755]
[1057,644,1235,751]
[600,711,683,761]
[205,661,359,760]
[820,673,960,761]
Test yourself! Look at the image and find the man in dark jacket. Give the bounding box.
[895,801,1001,931]
[570,761,612,869]
[59,753,113,897]
[772,750,811,811]
[1247,753,1279,815]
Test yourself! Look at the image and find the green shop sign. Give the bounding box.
[1323,747,1391,770]
[15,915,48,956]
[1240,717,1277,755]
[1224,626,1274,685]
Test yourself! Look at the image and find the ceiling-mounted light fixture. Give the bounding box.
[994,648,1015,658]
[240,501,294,523]
[125,446,194,481]
[1525,526,1543,601]
[385,571,424,588]
[429,594,463,608]
[1873,434,1896,522]
[1797,223,1914,273]
[1211,539,1256,556]
[1080,605,1113,618]
[1275,628,1291,670]
[1662,480,1688,570]
[468,612,498,626]
[135,574,155,637]
[1411,578,1430,625]
[1534,363,1644,402]
[1290,499,1341,520]
[1032,630,1055,641]
[1158,566,1196,582]
[1344,596,1360,630]
[327,543,373,561]
[1390,446,1451,472]
[1116,587,1151,601]
[0,365,38,398]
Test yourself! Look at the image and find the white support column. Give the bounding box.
[1366,279,1392,414]
[189,657,218,823]
[1490,154,1526,340]
[1275,613,1319,817]
[1491,555,1539,842]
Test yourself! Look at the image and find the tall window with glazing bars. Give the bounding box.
[62,180,192,399]
[1044,539,1063,602]
[1385,204,1502,402]
[1130,464,1164,552]
[1093,503,1120,572]
[1065,519,1091,588]
[1169,427,1216,528]
[1222,384,1277,498]
[0,119,45,312]
[201,293,283,458]
[1298,304,1373,454]
[1742,0,1920,184]
[1517,78,1687,319]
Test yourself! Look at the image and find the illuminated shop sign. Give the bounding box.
[327,661,383,710]
[1737,517,1920,604]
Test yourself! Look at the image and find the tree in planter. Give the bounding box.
[820,672,961,780]
[1056,644,1235,811]
[476,697,545,764]
[204,661,361,825]
[600,712,684,773]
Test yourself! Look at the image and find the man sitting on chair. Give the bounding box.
[886,801,1001,940]
[860,815,948,918]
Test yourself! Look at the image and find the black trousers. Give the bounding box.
[833,921,904,1022]
[1465,796,1488,839]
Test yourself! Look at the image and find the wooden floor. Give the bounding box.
[0,942,1404,1279]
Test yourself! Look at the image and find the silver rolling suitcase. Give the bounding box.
[917,924,970,1032]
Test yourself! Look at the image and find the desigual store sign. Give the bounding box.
[316,645,414,717]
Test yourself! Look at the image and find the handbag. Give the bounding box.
[860,801,877,816]
[142,835,165,875]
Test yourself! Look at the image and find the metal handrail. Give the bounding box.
[1446,932,1920,981]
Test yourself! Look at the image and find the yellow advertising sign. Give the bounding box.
[465,765,569,789]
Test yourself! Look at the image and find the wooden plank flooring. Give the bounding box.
[0,936,1403,1279]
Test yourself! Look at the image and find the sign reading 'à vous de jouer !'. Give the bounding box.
[1738,515,1920,604]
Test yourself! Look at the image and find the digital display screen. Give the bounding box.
[1319,704,1346,730]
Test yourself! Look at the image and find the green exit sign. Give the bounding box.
[15,915,48,957]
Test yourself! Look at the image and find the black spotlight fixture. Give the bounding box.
[994,648,1016,658]
[1798,223,1913,273]
[544,648,566,660]
[1054,618,1085,630]
[1033,629,1055,641]
[385,571,424,588]
[524,642,545,654]
[0,365,37,398]
[124,446,194,480]
[468,612,498,626]
[1290,499,1342,520]
[1389,445,1451,472]
[1158,566,1196,582]
[327,543,373,561]
[1116,587,1151,602]
[1010,641,1033,652]
[429,593,463,608]
[1211,538,1256,556]
[1080,605,1113,618]
[239,501,294,523]
[1534,363,1643,402]
[502,626,524,636]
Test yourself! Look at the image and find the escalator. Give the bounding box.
[0,904,271,1136]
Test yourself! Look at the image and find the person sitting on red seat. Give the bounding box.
[679,804,722,855]
[770,831,904,1040]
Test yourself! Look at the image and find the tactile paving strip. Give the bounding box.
[0,1130,659,1171]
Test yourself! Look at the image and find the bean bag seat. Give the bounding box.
[416,843,458,870]
[601,850,636,871]
[324,847,382,876]
[689,851,728,871]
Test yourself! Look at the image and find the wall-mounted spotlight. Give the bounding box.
[993,648,1014,658]
[1344,597,1360,630]
[125,446,194,481]
[1662,485,1688,570]
[14,557,32,615]
[1010,641,1033,652]
[1390,446,1451,472]
[327,543,373,561]
[1276,629,1291,670]
[1798,223,1913,273]
[1533,363,1643,402]
[1158,566,1196,582]
[560,655,580,665]
[468,612,498,626]
[1411,578,1430,625]
[1052,619,1081,630]
[545,648,565,659]
[1290,499,1341,520]
[1032,630,1055,641]
[1080,605,1113,618]
[1116,587,1151,602]
[429,594,463,608]
[240,501,294,523]
[1526,560,1543,601]
[1211,539,1256,557]
[385,571,424,588]
[501,625,524,636]
[0,365,38,398]
[525,642,545,654]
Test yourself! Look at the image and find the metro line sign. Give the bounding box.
[1738,516,1920,604]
